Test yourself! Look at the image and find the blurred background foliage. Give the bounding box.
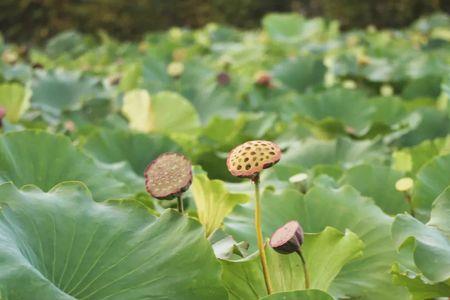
[1,0,449,43]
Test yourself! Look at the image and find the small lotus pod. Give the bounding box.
[0,107,5,127]
[227,140,281,178]
[395,177,414,192]
[144,153,192,200]
[254,71,272,87]
[217,72,231,86]
[167,62,184,78]
[270,220,304,255]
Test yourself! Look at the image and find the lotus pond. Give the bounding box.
[0,13,450,300]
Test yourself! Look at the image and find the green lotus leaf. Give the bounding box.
[262,13,326,44]
[262,13,304,43]
[31,70,104,114]
[0,82,31,123]
[177,60,239,122]
[279,137,387,170]
[224,186,409,300]
[0,182,227,299]
[399,108,449,147]
[401,75,442,100]
[192,173,249,237]
[121,89,200,135]
[221,227,363,299]
[83,128,181,175]
[392,187,450,283]
[392,136,450,174]
[391,263,450,300]
[272,56,325,93]
[340,164,409,215]
[293,88,375,135]
[260,289,333,300]
[412,153,450,220]
[0,130,133,201]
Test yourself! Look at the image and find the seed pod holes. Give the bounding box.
[144,153,192,200]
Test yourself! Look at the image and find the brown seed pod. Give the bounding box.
[217,72,231,86]
[0,107,5,127]
[144,153,192,200]
[269,220,304,255]
[226,140,281,178]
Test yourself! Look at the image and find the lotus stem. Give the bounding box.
[253,174,273,295]
[403,193,415,217]
[177,195,184,214]
[296,250,310,289]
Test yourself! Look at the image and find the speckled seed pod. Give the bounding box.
[269,220,304,255]
[226,140,281,178]
[144,153,192,200]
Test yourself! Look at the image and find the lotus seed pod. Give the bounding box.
[289,173,308,184]
[270,220,304,254]
[0,107,5,127]
[254,71,272,87]
[167,62,184,78]
[226,140,281,178]
[395,177,414,192]
[144,153,192,200]
[217,72,231,86]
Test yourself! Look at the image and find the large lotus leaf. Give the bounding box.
[340,164,409,215]
[392,187,450,283]
[262,13,304,43]
[0,131,132,201]
[260,289,333,300]
[45,30,86,58]
[294,89,375,134]
[31,70,104,114]
[402,75,442,100]
[369,96,409,126]
[221,227,363,300]
[83,128,181,175]
[412,153,450,220]
[1,63,32,82]
[393,136,450,174]
[192,173,249,237]
[399,108,449,147]
[262,13,326,44]
[272,56,326,93]
[0,182,227,299]
[122,89,200,135]
[178,61,239,123]
[224,187,409,300]
[278,137,387,170]
[0,82,31,123]
[391,263,450,300]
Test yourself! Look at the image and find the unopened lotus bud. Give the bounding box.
[227,140,281,179]
[395,177,414,192]
[167,62,184,78]
[270,221,304,254]
[144,153,192,200]
[217,72,231,86]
